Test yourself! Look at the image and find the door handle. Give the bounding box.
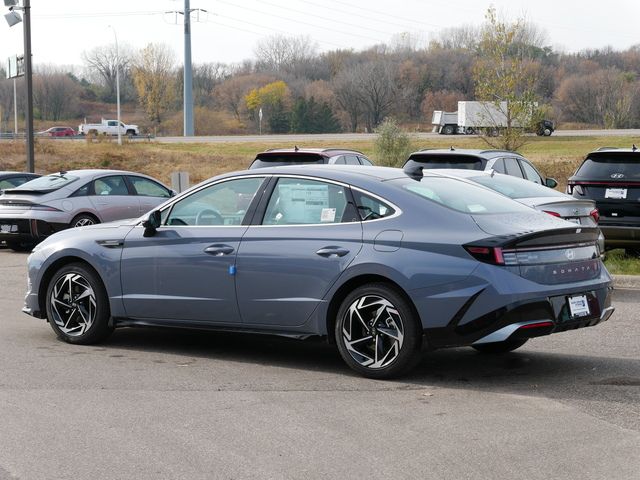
[204,244,235,256]
[316,246,350,258]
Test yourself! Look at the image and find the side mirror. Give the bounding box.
[545,178,558,189]
[142,210,161,237]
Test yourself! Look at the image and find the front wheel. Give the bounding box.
[335,283,422,379]
[472,338,528,354]
[45,263,113,344]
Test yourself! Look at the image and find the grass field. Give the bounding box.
[1,134,638,274]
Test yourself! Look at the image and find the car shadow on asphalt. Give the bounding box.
[102,326,640,392]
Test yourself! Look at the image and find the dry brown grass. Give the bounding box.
[0,134,635,189]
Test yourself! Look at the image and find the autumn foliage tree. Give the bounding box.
[132,43,177,131]
[473,7,541,150]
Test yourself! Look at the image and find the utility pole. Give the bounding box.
[108,25,122,146]
[23,0,34,172]
[183,0,194,136]
[13,78,17,137]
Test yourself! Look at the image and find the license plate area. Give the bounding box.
[0,223,18,233]
[605,188,627,199]
[565,217,581,224]
[567,294,590,318]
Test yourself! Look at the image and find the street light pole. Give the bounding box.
[108,25,122,146]
[23,0,34,172]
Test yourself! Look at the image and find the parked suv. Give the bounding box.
[567,147,640,253]
[403,148,558,188]
[249,147,373,169]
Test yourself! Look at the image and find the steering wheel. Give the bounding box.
[195,208,224,226]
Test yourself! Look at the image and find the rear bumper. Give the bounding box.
[424,285,614,348]
[600,224,640,248]
[0,218,67,244]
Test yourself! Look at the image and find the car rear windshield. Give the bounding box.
[469,173,566,199]
[395,177,533,214]
[13,173,79,192]
[406,155,483,170]
[250,153,324,169]
[575,155,640,179]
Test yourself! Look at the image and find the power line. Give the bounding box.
[215,0,388,44]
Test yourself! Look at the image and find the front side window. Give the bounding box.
[128,176,171,198]
[520,160,543,184]
[93,176,129,196]
[263,178,351,225]
[345,155,360,165]
[359,157,373,166]
[166,177,264,226]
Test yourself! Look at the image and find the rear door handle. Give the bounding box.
[204,244,235,256]
[316,246,350,258]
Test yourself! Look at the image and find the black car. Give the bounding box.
[0,171,40,192]
[567,147,640,254]
[249,147,374,169]
[403,148,558,188]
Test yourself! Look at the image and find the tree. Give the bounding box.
[353,60,398,131]
[472,7,542,150]
[32,66,82,121]
[374,117,413,167]
[290,97,341,133]
[245,80,292,133]
[82,43,134,102]
[254,35,318,74]
[215,73,275,121]
[131,43,176,130]
[333,69,363,132]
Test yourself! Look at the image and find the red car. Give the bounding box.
[38,126,75,137]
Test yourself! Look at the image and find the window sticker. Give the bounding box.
[320,208,336,222]
[278,184,329,223]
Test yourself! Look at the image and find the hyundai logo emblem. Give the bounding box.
[565,249,575,260]
[611,173,625,179]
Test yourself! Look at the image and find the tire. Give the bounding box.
[442,125,455,135]
[543,127,552,136]
[45,262,114,344]
[334,283,422,379]
[472,338,528,354]
[126,129,136,137]
[71,213,99,228]
[464,127,475,135]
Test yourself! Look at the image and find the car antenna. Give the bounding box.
[450,146,455,151]
[294,145,299,152]
[633,144,637,152]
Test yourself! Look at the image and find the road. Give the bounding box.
[0,248,638,480]
[154,129,640,144]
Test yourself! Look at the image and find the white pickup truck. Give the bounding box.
[78,119,139,136]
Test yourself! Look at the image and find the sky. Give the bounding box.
[1,0,639,72]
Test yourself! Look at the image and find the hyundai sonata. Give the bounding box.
[23,166,614,378]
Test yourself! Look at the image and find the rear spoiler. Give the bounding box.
[465,226,600,250]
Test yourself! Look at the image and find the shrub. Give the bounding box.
[374,117,413,167]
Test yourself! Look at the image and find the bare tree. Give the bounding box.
[353,60,398,131]
[215,73,276,121]
[332,69,363,132]
[82,43,133,102]
[33,66,82,121]
[254,35,318,73]
[433,25,481,51]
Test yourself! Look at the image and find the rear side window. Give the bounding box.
[406,155,483,170]
[397,177,532,214]
[575,156,640,179]
[352,191,395,221]
[263,178,352,225]
[93,176,129,196]
[250,154,324,169]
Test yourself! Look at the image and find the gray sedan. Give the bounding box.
[0,169,174,251]
[23,166,613,378]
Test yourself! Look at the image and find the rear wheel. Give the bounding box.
[45,263,113,344]
[335,283,422,379]
[543,127,553,136]
[442,125,455,135]
[71,213,99,228]
[472,338,528,354]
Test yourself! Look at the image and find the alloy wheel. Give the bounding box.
[341,295,405,369]
[74,217,95,227]
[49,273,97,336]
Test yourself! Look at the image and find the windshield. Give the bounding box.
[396,177,533,214]
[469,173,566,199]
[575,155,640,180]
[13,174,79,192]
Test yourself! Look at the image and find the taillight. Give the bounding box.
[464,246,505,265]
[31,204,62,212]
[567,183,584,195]
[543,210,561,217]
[590,208,600,223]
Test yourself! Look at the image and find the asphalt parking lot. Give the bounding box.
[0,248,638,480]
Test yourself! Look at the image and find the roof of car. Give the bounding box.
[259,147,365,156]
[411,148,523,159]
[588,146,640,155]
[0,171,40,176]
[40,169,152,178]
